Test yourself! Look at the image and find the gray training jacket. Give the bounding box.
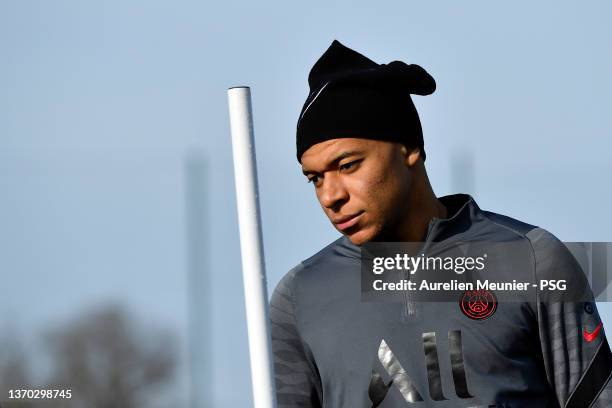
[269,194,612,407]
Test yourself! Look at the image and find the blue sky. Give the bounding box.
[1,1,611,406]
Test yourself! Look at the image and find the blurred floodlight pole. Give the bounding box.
[450,148,476,195]
[227,86,277,408]
[185,153,212,407]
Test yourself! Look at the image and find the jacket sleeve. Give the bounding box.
[528,228,612,407]
[269,265,323,408]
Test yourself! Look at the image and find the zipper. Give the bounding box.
[402,218,439,320]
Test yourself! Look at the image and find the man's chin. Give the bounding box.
[343,227,375,246]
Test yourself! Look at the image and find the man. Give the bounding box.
[269,40,611,407]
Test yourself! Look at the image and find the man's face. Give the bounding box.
[301,138,414,245]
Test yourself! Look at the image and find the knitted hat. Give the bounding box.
[296,40,435,162]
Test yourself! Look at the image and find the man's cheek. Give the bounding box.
[353,176,382,198]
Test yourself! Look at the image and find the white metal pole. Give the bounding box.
[227,86,276,408]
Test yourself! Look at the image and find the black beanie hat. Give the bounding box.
[296,40,436,162]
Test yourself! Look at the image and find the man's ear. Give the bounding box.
[400,145,421,167]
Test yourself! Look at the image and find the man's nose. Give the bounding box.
[318,174,348,210]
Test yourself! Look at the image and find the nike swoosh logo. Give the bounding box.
[583,322,603,342]
[299,82,330,121]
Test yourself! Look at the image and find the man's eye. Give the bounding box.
[340,160,360,171]
[307,175,319,184]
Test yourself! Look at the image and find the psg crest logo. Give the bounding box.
[460,289,497,320]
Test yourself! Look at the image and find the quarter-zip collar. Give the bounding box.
[424,193,481,244]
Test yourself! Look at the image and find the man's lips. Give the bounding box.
[333,211,364,231]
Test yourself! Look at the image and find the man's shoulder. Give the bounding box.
[479,209,567,260]
[301,235,359,267]
[275,236,359,289]
[475,208,589,301]
[480,209,582,281]
[480,209,539,237]
[522,226,582,278]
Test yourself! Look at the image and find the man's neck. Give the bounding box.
[400,195,447,242]
[398,169,448,243]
